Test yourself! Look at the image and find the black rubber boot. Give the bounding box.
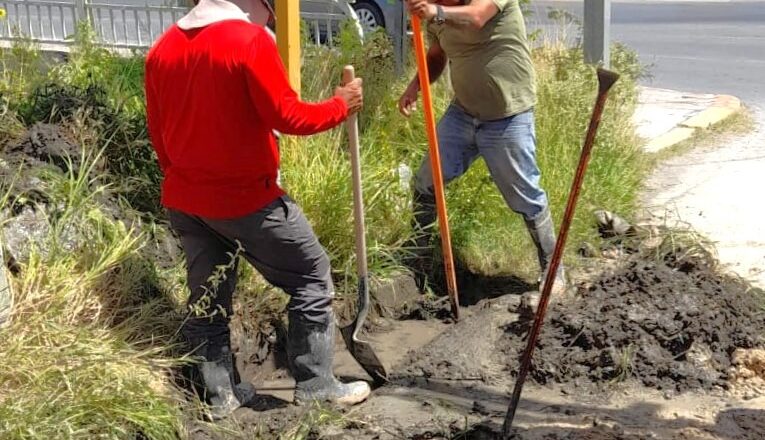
[288,311,371,405]
[197,345,256,420]
[407,190,438,293]
[524,207,567,295]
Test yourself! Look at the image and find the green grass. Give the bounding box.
[0,152,189,439]
[0,23,646,439]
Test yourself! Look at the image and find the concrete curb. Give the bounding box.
[644,94,742,153]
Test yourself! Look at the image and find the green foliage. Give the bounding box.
[0,149,186,439]
[0,37,45,143]
[12,23,161,215]
[293,26,645,280]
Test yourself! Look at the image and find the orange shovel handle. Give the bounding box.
[411,16,460,320]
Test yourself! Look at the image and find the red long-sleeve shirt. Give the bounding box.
[145,20,348,219]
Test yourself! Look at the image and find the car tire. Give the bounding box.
[353,0,385,34]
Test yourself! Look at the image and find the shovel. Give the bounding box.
[338,65,388,385]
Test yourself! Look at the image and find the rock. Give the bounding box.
[2,205,84,264]
[3,206,51,263]
[594,210,634,238]
[371,273,421,314]
[578,242,599,258]
[729,348,765,383]
[517,291,540,320]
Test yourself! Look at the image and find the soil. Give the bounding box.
[192,246,765,440]
[4,122,81,173]
[503,255,765,392]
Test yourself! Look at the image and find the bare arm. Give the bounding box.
[399,41,447,117]
[408,0,500,30]
[410,40,447,91]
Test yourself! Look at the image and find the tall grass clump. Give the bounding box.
[0,150,187,438]
[16,23,161,215]
[0,37,45,143]
[280,26,440,290]
[0,31,191,439]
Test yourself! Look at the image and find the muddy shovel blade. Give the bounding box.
[340,277,388,385]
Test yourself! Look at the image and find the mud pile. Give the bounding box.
[503,254,765,392]
[399,250,765,393]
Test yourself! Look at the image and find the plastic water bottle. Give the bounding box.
[398,163,412,192]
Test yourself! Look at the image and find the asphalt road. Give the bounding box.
[529,1,765,110]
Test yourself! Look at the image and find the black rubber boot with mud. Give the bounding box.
[288,311,371,406]
[197,345,256,420]
[525,207,567,296]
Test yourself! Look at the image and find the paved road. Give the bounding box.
[532,1,765,286]
[530,1,765,110]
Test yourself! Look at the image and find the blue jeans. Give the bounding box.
[414,105,549,221]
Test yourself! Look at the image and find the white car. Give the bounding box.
[300,0,403,37]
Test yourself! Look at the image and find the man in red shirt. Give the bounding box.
[145,0,370,418]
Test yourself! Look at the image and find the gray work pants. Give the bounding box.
[169,195,334,360]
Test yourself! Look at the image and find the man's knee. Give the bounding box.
[516,195,549,222]
[287,250,335,322]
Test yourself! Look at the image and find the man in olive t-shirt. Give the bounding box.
[401,0,565,295]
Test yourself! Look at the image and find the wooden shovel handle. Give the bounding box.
[343,66,368,278]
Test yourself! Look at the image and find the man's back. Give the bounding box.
[145,20,347,218]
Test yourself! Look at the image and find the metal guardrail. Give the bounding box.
[0,0,360,50]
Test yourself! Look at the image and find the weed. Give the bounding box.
[612,344,636,383]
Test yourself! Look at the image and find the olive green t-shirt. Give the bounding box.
[427,0,536,120]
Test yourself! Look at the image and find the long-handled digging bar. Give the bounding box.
[502,67,620,438]
[410,16,461,320]
[339,66,389,385]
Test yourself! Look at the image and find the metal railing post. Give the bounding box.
[74,0,92,26]
[392,1,405,75]
[583,0,611,68]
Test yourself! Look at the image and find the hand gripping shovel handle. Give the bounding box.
[340,66,388,384]
[502,68,620,438]
[411,16,461,320]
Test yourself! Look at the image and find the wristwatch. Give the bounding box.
[433,5,446,24]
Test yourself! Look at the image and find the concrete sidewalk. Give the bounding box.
[633,87,742,153]
[635,87,765,288]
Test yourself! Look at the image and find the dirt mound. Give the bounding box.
[503,255,765,392]
[397,249,765,394]
[5,123,81,172]
[396,295,515,383]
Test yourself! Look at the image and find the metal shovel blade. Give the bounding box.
[340,277,388,385]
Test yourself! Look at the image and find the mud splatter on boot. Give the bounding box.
[525,207,567,296]
[288,311,370,405]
